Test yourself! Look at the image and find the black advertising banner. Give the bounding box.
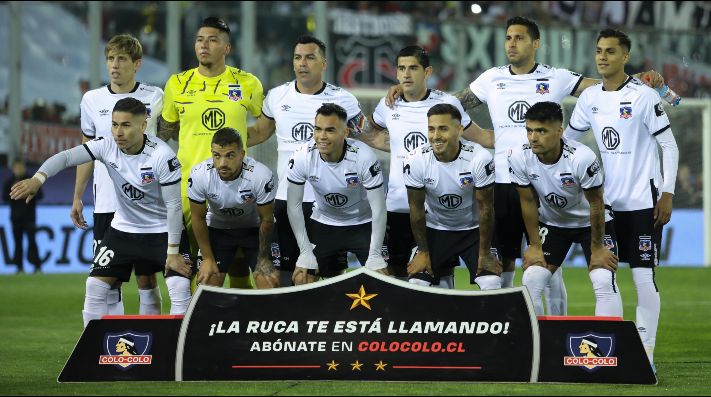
[58,317,182,382]
[177,268,539,382]
[537,318,657,385]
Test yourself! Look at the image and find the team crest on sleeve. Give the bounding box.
[168,157,181,172]
[619,105,633,119]
[99,331,153,370]
[563,333,617,372]
[228,84,242,102]
[141,170,155,185]
[535,82,550,94]
[345,172,360,187]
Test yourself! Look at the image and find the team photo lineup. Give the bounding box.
[8,13,681,377]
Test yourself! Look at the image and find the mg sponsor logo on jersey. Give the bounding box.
[545,193,568,208]
[202,108,226,131]
[563,333,617,372]
[227,84,242,102]
[345,173,360,187]
[220,208,245,217]
[121,183,144,201]
[404,132,427,152]
[292,122,314,141]
[535,82,550,94]
[639,236,652,252]
[438,194,462,209]
[508,101,530,123]
[99,332,153,370]
[620,106,633,119]
[325,193,349,207]
[601,127,620,151]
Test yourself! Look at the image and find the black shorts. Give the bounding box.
[92,212,114,248]
[612,209,662,268]
[90,227,167,282]
[427,227,480,283]
[310,221,371,277]
[493,183,526,259]
[272,199,314,271]
[385,212,415,274]
[540,221,618,266]
[201,227,259,273]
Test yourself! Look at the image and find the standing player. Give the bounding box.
[564,29,679,368]
[72,34,164,315]
[403,104,499,289]
[358,46,489,279]
[158,17,263,289]
[509,102,621,316]
[11,98,192,326]
[286,104,387,283]
[247,36,366,286]
[189,128,278,288]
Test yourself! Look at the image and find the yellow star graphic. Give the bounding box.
[346,285,378,310]
[326,360,339,371]
[374,360,388,371]
[350,360,363,371]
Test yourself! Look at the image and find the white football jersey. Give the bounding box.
[187,156,276,229]
[566,77,671,211]
[80,83,164,213]
[287,138,383,226]
[372,89,473,213]
[469,64,582,183]
[83,134,181,234]
[508,139,612,228]
[262,81,363,202]
[403,142,495,231]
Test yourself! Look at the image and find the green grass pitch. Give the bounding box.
[1,267,709,395]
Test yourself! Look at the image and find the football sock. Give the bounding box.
[544,267,568,315]
[475,275,502,290]
[522,266,553,316]
[632,267,659,364]
[436,275,454,289]
[138,286,162,315]
[83,277,111,328]
[166,276,191,315]
[106,287,124,315]
[501,271,515,288]
[589,268,623,317]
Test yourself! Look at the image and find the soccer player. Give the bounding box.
[10,98,192,326]
[286,104,387,283]
[158,17,263,289]
[358,46,489,279]
[509,101,621,316]
[403,104,499,289]
[247,35,366,286]
[72,34,164,315]
[564,29,679,368]
[188,128,278,288]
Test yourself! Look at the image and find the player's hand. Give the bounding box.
[385,85,403,108]
[10,178,42,203]
[292,266,318,285]
[166,253,192,278]
[407,251,433,276]
[365,253,388,272]
[590,246,619,272]
[70,199,88,230]
[254,257,279,289]
[654,192,673,229]
[640,70,665,89]
[478,252,503,276]
[523,244,546,271]
[196,256,218,285]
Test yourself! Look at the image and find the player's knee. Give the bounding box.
[589,268,616,293]
[135,274,157,289]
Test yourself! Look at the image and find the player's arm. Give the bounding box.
[157,116,180,142]
[189,199,217,284]
[11,145,95,203]
[161,181,191,277]
[654,129,679,228]
[364,186,388,274]
[453,86,483,111]
[475,185,501,275]
[246,115,277,147]
[253,202,279,288]
[71,135,94,230]
[462,122,494,149]
[286,180,317,285]
[516,185,545,270]
[572,70,665,97]
[355,115,390,152]
[583,187,618,272]
[406,187,432,276]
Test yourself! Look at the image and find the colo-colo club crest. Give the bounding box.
[99,331,153,370]
[563,332,618,372]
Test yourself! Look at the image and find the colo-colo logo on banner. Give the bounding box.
[99,332,153,370]
[563,332,618,372]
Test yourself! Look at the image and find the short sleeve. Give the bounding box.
[566,94,591,136]
[261,89,275,120]
[187,165,206,204]
[145,88,164,136]
[83,137,108,163]
[161,75,179,123]
[403,150,425,190]
[508,149,530,187]
[80,95,96,138]
[576,148,604,191]
[286,144,310,185]
[256,167,277,205]
[556,68,584,96]
[471,149,495,189]
[641,90,672,136]
[371,98,388,130]
[156,148,182,186]
[246,76,264,118]
[468,69,491,104]
[359,148,383,190]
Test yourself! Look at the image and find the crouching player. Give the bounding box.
[509,101,621,316]
[189,127,278,288]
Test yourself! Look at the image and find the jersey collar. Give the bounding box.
[295,81,327,95]
[400,89,431,103]
[107,82,140,94]
[509,63,539,76]
[602,75,632,91]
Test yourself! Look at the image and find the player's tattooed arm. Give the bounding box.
[355,115,390,152]
[157,116,180,142]
[572,78,601,97]
[517,186,545,270]
[584,187,618,272]
[346,112,368,137]
[475,185,500,274]
[407,188,428,253]
[453,87,483,111]
[254,202,278,288]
